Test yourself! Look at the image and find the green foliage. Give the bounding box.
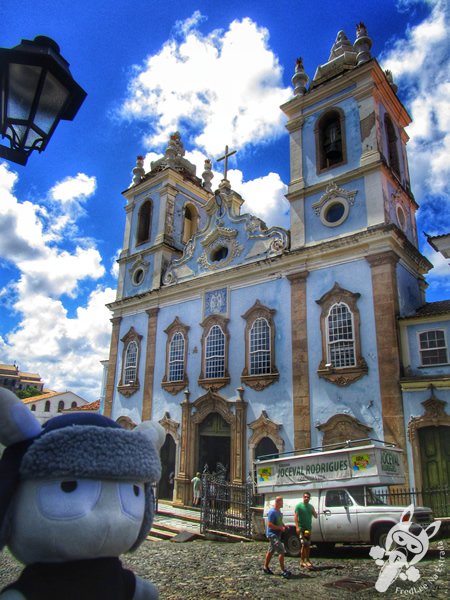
[16,386,43,399]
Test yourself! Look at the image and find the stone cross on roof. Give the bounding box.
[217,145,237,180]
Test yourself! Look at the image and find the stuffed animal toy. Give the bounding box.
[0,387,165,599]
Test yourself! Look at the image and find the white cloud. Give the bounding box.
[380,0,450,202]
[0,162,113,401]
[181,150,288,227]
[50,173,97,204]
[1,286,116,400]
[121,15,291,155]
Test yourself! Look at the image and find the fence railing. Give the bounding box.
[374,486,449,518]
[200,475,253,538]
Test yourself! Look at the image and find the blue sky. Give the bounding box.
[0,0,449,400]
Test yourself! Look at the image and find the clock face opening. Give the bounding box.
[210,246,229,262]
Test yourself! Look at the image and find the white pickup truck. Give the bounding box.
[254,440,433,556]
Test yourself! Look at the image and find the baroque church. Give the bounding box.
[103,24,450,505]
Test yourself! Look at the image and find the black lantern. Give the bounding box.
[0,36,86,165]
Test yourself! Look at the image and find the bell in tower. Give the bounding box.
[323,119,342,162]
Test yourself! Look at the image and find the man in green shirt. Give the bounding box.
[294,492,317,568]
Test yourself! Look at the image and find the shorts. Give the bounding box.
[267,533,285,554]
[300,534,311,547]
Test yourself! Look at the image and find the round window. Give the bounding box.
[133,268,144,285]
[210,246,229,262]
[324,202,345,223]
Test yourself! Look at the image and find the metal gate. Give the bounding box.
[200,474,253,538]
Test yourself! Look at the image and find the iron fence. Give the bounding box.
[375,486,449,518]
[200,474,253,538]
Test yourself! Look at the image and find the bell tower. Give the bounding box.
[116,133,210,301]
[282,23,418,252]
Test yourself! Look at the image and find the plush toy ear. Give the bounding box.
[134,421,165,451]
[0,387,42,447]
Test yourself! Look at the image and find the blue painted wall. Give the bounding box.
[306,259,384,446]
[302,97,363,188]
[304,177,367,244]
[397,264,422,317]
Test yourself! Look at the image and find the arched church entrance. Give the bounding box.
[159,434,176,499]
[255,436,279,460]
[198,412,230,477]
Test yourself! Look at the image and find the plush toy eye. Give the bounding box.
[38,480,101,520]
[118,482,145,520]
[61,481,78,493]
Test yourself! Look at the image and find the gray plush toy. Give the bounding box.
[0,387,164,600]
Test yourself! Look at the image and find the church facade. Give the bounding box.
[104,24,450,505]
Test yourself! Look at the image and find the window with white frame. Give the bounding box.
[250,317,271,375]
[241,300,279,390]
[198,314,230,390]
[419,330,448,366]
[205,325,225,378]
[327,303,356,368]
[162,317,189,394]
[118,326,142,397]
[169,332,185,382]
[124,341,138,384]
[316,283,367,386]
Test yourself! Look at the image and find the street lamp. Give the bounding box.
[0,36,86,165]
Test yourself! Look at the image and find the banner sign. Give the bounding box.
[256,445,404,490]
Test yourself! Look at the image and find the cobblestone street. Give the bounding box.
[1,538,447,599]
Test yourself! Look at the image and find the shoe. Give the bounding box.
[281,570,292,578]
[263,567,274,575]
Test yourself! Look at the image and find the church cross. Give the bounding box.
[217,145,237,180]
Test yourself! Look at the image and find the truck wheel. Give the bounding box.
[373,525,392,548]
[283,530,301,557]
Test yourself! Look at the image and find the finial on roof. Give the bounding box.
[328,30,354,61]
[202,158,214,192]
[165,131,185,165]
[292,57,309,96]
[132,155,145,186]
[354,22,372,65]
[384,69,398,93]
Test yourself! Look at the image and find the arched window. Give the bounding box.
[255,437,279,460]
[206,325,225,379]
[182,203,199,244]
[30,404,36,411]
[71,401,77,408]
[327,303,355,368]
[199,315,230,390]
[118,327,142,397]
[316,108,347,172]
[162,318,189,394]
[44,400,50,412]
[241,300,279,390]
[136,200,152,245]
[250,318,271,375]
[316,283,367,386]
[385,115,400,176]
[57,400,64,412]
[169,332,185,382]
[124,341,138,384]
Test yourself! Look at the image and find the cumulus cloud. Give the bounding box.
[0,162,114,400]
[1,285,116,400]
[121,14,291,155]
[176,149,289,227]
[380,0,450,295]
[380,0,450,204]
